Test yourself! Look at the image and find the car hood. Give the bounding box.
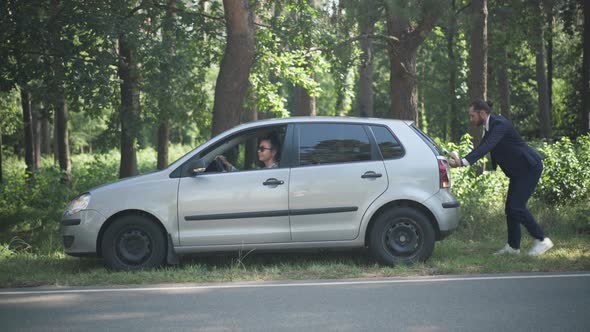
[87,170,167,195]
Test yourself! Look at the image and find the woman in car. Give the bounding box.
[216,134,280,171]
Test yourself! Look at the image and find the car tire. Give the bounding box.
[369,207,435,266]
[101,214,166,271]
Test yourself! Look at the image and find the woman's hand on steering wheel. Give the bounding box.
[214,155,228,172]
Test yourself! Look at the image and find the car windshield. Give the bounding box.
[167,139,208,169]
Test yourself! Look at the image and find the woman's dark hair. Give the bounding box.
[261,133,280,150]
[260,133,281,160]
[469,100,493,114]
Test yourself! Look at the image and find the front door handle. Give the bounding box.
[361,171,382,179]
[263,178,284,186]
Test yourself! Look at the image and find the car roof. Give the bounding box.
[232,116,414,131]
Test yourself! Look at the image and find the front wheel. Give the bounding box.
[369,207,435,266]
[101,215,166,271]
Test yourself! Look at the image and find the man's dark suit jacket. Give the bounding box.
[464,114,543,178]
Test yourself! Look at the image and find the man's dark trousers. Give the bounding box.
[505,161,545,249]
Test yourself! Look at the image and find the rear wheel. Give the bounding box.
[369,207,435,265]
[101,215,166,271]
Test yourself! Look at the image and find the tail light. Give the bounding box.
[438,158,451,188]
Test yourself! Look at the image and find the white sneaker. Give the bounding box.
[493,244,520,255]
[528,238,554,256]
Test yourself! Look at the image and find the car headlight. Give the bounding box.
[64,193,91,217]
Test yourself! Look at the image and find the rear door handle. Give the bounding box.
[361,171,382,179]
[263,178,284,186]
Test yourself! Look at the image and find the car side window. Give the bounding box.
[298,124,371,166]
[370,125,404,159]
[199,125,287,173]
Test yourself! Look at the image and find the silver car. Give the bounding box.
[61,117,460,270]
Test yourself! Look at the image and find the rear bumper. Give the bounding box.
[423,190,461,238]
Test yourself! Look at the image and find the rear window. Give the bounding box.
[410,124,443,156]
[298,124,371,166]
[370,125,404,159]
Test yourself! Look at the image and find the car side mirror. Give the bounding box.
[190,160,207,176]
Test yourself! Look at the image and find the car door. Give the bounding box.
[288,123,388,242]
[177,125,291,246]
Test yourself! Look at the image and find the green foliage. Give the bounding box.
[0,144,193,248]
[536,135,590,205]
[438,134,507,205]
[551,19,584,138]
[0,159,70,248]
[249,0,336,116]
[419,23,470,140]
[0,90,21,136]
[532,202,590,236]
[250,45,321,116]
[0,243,13,260]
[440,134,590,208]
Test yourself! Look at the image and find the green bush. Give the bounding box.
[436,134,509,209]
[536,135,590,205]
[438,133,590,207]
[436,133,590,237]
[0,144,193,248]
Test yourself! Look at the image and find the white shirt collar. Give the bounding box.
[485,114,490,132]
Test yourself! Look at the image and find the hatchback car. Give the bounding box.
[61,117,460,270]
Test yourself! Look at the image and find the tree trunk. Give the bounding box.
[448,0,460,142]
[358,0,377,118]
[386,5,440,123]
[20,88,35,179]
[117,33,140,178]
[32,99,41,169]
[468,0,487,146]
[532,3,552,140]
[497,3,511,120]
[157,0,176,170]
[582,0,590,133]
[0,129,3,184]
[389,46,418,121]
[50,0,71,184]
[497,50,511,120]
[53,84,71,183]
[53,110,59,165]
[535,42,552,139]
[543,0,554,109]
[40,112,51,154]
[157,118,169,170]
[211,0,256,136]
[546,6,553,109]
[293,83,316,116]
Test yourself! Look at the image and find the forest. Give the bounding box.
[1,0,589,257]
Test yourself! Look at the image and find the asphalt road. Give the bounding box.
[1,272,589,331]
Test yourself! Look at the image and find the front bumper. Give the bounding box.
[61,209,106,256]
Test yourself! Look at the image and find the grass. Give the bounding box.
[1,231,588,289]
